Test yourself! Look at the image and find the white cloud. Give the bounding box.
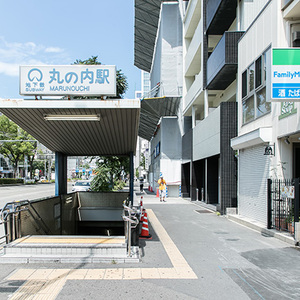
[45,47,63,53]
[0,36,68,77]
[0,62,19,76]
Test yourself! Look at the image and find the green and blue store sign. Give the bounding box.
[272,48,300,100]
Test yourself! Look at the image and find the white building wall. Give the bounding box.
[151,3,183,96]
[239,0,270,31]
[193,106,220,161]
[149,117,182,197]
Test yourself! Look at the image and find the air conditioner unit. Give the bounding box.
[292,31,300,46]
[291,23,300,47]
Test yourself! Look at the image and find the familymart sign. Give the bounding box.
[272,48,300,100]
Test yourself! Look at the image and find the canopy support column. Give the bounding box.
[130,151,134,206]
[55,152,67,196]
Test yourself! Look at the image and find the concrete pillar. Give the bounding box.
[130,151,134,206]
[192,105,197,128]
[204,89,209,118]
[55,152,67,196]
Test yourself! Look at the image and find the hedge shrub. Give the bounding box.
[0,178,24,185]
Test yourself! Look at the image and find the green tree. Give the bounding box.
[90,156,129,192]
[0,115,37,178]
[73,56,128,98]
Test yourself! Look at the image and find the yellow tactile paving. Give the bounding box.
[84,269,106,280]
[123,268,142,280]
[8,269,36,281]
[19,237,125,244]
[66,269,88,280]
[103,268,123,280]
[141,267,161,279]
[27,269,54,280]
[10,278,66,300]
[7,209,197,299]
[47,269,70,280]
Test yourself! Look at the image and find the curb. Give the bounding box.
[227,214,296,246]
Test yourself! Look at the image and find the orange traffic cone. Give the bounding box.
[139,210,152,239]
[156,188,159,197]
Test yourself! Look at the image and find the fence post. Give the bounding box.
[267,179,272,229]
[294,178,299,224]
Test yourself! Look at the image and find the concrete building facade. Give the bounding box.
[134,0,300,226]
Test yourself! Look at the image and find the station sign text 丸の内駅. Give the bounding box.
[19,65,116,97]
[272,48,300,101]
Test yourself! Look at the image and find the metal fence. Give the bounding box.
[267,178,300,236]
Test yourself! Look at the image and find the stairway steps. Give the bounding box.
[0,235,140,263]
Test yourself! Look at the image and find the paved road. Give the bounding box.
[0,182,75,209]
[0,190,299,299]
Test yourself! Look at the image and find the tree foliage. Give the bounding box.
[90,156,129,192]
[0,115,37,177]
[73,55,128,98]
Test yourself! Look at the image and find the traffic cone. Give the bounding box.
[156,188,159,197]
[139,210,152,239]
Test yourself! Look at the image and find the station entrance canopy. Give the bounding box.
[138,96,181,141]
[0,99,140,156]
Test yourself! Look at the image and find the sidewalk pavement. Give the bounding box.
[0,189,299,299]
[137,189,296,246]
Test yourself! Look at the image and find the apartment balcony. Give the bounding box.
[206,31,244,90]
[184,71,203,114]
[282,0,300,19]
[185,20,203,77]
[184,0,201,38]
[206,0,237,35]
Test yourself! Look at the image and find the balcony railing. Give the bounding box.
[206,31,244,90]
[206,0,237,35]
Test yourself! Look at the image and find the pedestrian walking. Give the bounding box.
[157,175,166,202]
[140,177,144,193]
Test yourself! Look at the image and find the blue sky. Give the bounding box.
[0,0,141,99]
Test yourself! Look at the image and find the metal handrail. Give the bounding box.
[0,218,9,245]
[0,200,53,244]
[122,204,140,257]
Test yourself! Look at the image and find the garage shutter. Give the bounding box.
[238,145,270,225]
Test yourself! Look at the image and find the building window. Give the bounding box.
[242,49,271,124]
[242,71,247,98]
[255,56,262,88]
[243,95,254,123]
[249,63,255,92]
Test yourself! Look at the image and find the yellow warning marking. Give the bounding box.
[9,278,66,300]
[103,268,123,280]
[19,237,125,244]
[84,269,106,280]
[123,268,142,280]
[7,209,197,299]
